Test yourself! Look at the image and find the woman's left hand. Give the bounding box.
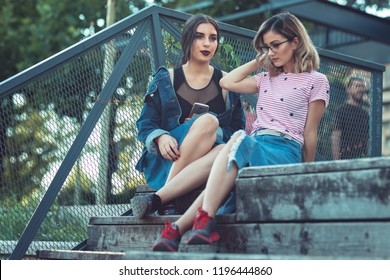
[155,134,180,161]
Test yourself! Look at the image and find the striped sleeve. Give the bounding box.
[310,72,330,107]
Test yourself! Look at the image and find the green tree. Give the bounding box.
[0,0,159,82]
[0,0,152,202]
[344,0,389,10]
[162,0,271,31]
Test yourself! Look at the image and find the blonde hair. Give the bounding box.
[253,12,320,76]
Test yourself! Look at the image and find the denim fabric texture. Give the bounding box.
[228,130,302,171]
[216,191,237,215]
[216,130,302,214]
[135,67,246,190]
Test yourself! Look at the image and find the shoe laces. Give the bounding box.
[193,208,212,230]
[161,221,180,239]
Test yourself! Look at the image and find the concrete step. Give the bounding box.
[89,214,236,226]
[38,157,390,260]
[122,250,375,260]
[37,249,124,260]
[84,157,390,259]
[236,157,390,222]
[86,215,390,258]
[86,215,235,253]
[36,249,381,260]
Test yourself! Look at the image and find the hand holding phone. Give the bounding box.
[189,102,209,118]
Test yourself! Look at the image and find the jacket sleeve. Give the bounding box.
[136,92,168,155]
[221,94,246,142]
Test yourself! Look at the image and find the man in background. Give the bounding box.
[332,75,369,160]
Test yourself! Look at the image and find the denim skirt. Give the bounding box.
[139,118,197,190]
[139,114,225,190]
[217,130,302,214]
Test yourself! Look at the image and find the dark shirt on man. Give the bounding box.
[333,103,369,159]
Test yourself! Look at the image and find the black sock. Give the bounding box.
[171,223,180,232]
[151,194,162,211]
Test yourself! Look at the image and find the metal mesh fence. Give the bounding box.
[316,58,372,161]
[0,7,383,258]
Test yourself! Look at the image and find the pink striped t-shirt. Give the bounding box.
[252,71,330,145]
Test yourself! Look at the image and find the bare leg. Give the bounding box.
[175,191,205,235]
[156,144,224,204]
[130,143,223,219]
[202,139,239,217]
[196,132,243,218]
[165,114,219,183]
[175,132,244,234]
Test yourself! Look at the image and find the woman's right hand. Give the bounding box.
[155,134,180,161]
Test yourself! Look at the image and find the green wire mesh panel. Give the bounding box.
[0,23,153,257]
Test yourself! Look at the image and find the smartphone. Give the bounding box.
[189,102,209,117]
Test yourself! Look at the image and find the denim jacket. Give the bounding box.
[136,66,245,164]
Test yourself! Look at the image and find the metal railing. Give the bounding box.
[0,5,384,259]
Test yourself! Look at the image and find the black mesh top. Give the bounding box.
[173,66,225,124]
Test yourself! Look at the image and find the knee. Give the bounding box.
[226,130,246,148]
[230,130,246,142]
[192,114,219,135]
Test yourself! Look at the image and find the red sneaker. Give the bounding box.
[186,208,219,245]
[152,221,181,252]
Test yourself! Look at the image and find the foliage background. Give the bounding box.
[1,0,388,82]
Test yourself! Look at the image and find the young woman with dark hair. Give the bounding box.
[132,14,245,217]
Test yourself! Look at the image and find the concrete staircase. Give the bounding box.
[37,157,390,260]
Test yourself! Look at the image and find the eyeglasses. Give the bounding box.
[259,39,291,53]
